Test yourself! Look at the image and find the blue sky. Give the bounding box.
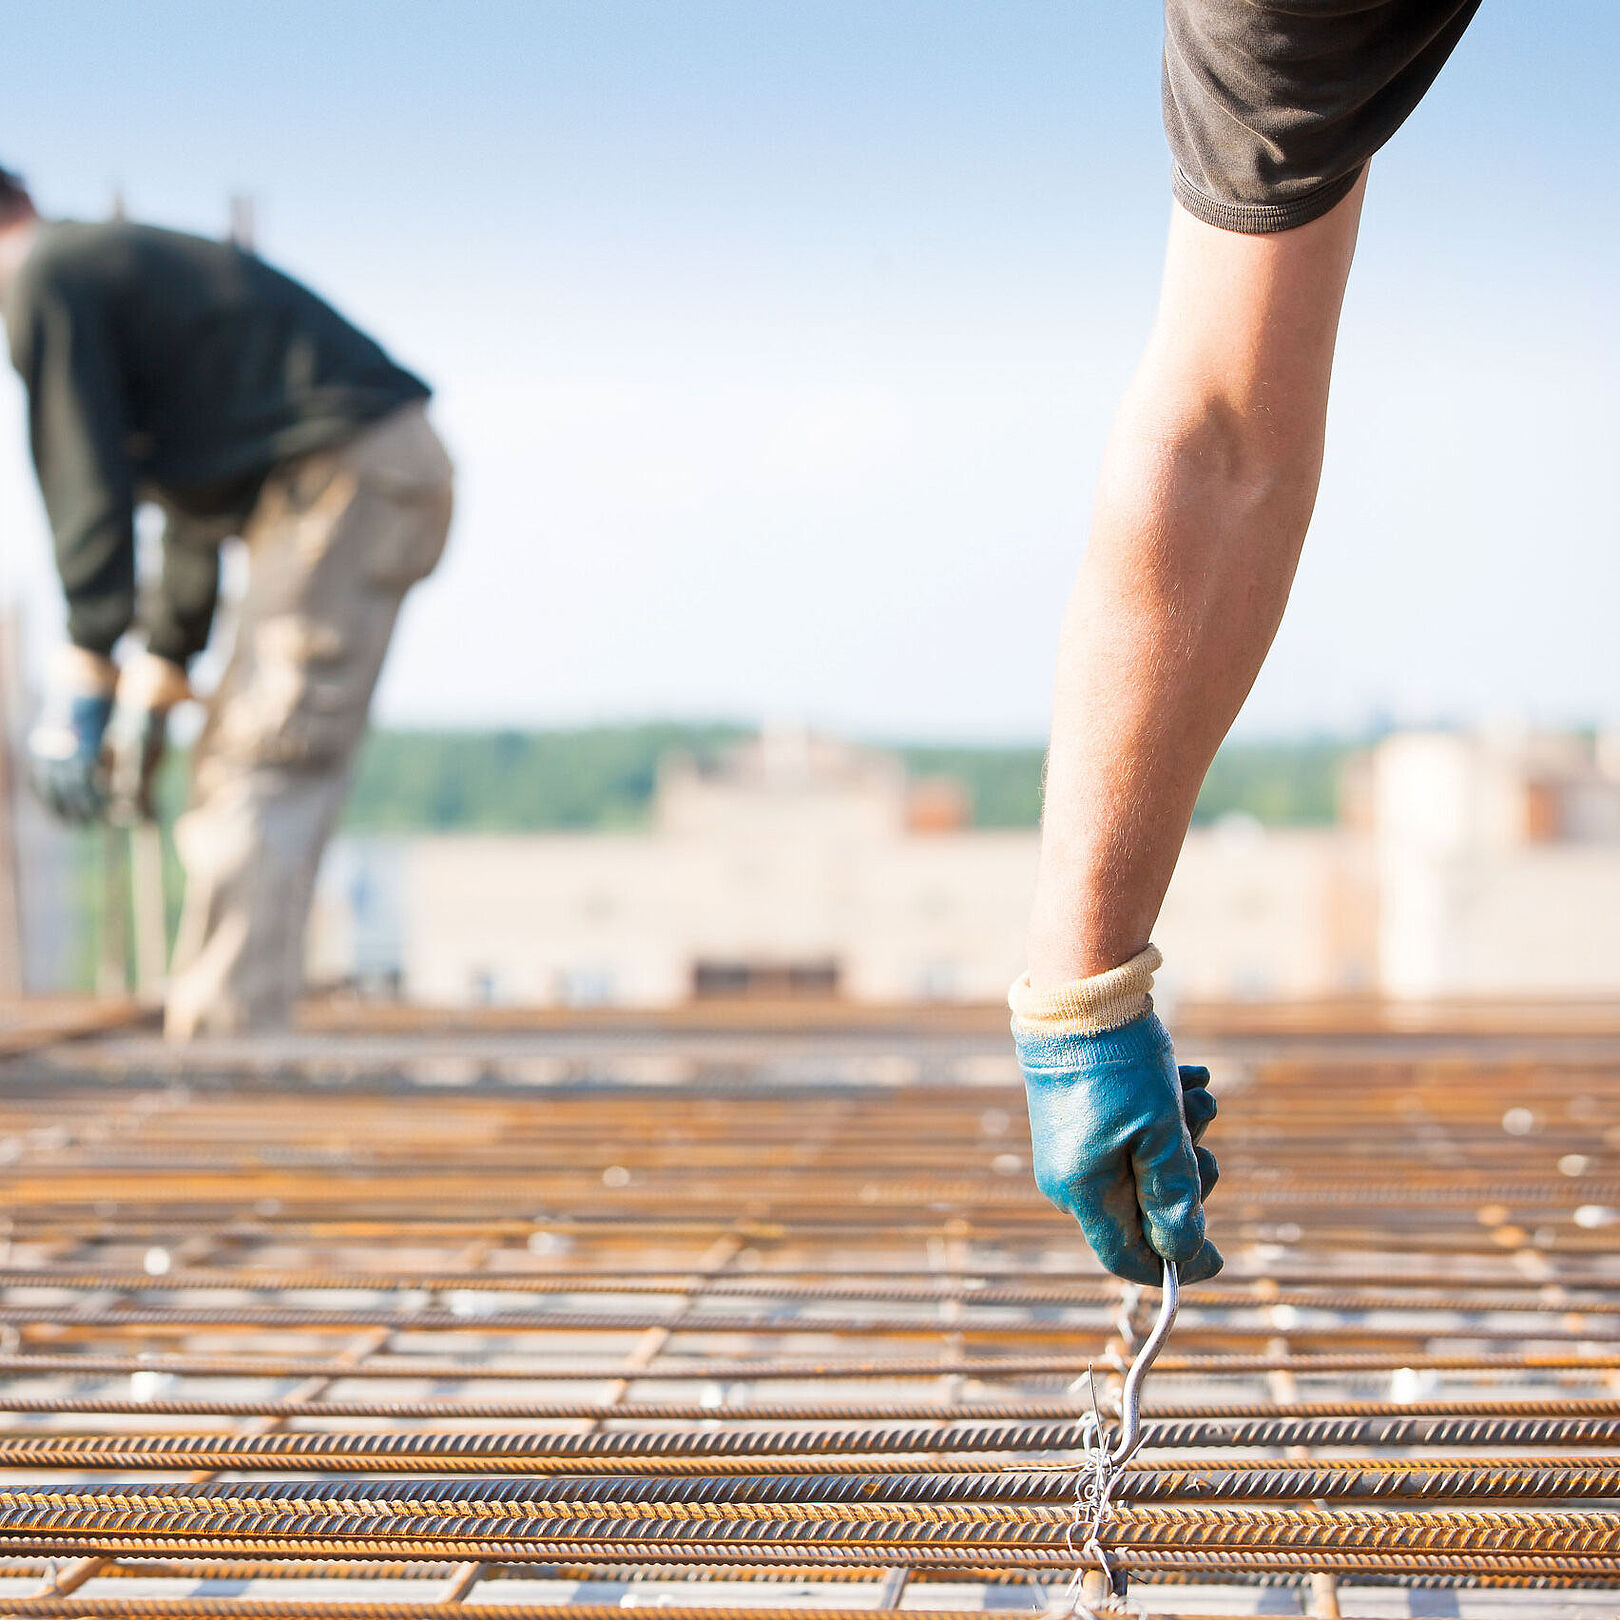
[2,1,1617,740]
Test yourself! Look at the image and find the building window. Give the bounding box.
[557,967,618,1007]
[691,959,841,1000]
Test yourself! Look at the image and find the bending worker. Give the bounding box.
[1014,2,1481,1281]
[0,166,452,1038]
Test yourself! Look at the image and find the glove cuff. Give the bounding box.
[50,644,118,698]
[1008,943,1162,1037]
[1012,1007,1172,1074]
[116,651,192,711]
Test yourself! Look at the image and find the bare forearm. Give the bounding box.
[1028,182,1365,985]
[1029,417,1319,979]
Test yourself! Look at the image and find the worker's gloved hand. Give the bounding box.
[26,646,118,824]
[1016,1012,1222,1286]
[105,652,192,823]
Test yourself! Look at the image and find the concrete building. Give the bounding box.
[309,727,1620,1007]
[1373,730,1620,998]
[313,731,1036,1007]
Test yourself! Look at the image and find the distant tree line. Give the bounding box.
[342,724,749,832]
[57,727,1352,992]
[341,727,1357,833]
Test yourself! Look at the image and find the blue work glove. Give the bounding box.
[1016,1011,1222,1285]
[27,650,117,824]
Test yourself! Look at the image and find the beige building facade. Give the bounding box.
[1373,731,1620,998]
[309,728,1620,1007]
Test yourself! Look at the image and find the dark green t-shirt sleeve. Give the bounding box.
[144,512,224,667]
[11,275,138,655]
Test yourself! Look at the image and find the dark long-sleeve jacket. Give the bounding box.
[3,220,429,663]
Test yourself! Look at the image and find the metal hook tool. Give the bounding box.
[1048,1261,1180,1620]
[1109,1258,1178,1466]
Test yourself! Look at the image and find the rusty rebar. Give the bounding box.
[2,1022,1619,1608]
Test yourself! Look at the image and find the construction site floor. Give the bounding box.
[0,1003,1615,1617]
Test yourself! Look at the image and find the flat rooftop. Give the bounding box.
[0,1000,1615,1617]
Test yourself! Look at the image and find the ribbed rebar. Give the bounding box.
[4,1346,1619,1383]
[9,1264,1620,1318]
[0,1419,1100,1468]
[0,1486,1612,1552]
[9,1424,1620,1478]
[2,1021,1619,1606]
[0,1392,1617,1428]
[5,1445,1613,1503]
[0,1604,941,1619]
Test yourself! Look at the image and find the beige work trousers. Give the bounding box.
[165,403,453,1039]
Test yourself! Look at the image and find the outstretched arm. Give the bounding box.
[1013,177,1366,1286]
[1029,175,1366,986]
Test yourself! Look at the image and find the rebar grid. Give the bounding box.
[0,1013,1617,1616]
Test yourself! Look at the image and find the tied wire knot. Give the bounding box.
[1057,1365,1127,1617]
[1046,1261,1179,1620]
[1114,1283,1144,1355]
[1100,1282,1147,1380]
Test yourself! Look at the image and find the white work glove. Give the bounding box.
[105,652,192,824]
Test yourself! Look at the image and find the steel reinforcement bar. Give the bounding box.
[10,1422,1620,1479]
[2,1027,1619,1611]
[1,1393,1618,1428]
[3,1443,1619,1505]
[8,1265,1620,1318]
[0,1486,1614,1548]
